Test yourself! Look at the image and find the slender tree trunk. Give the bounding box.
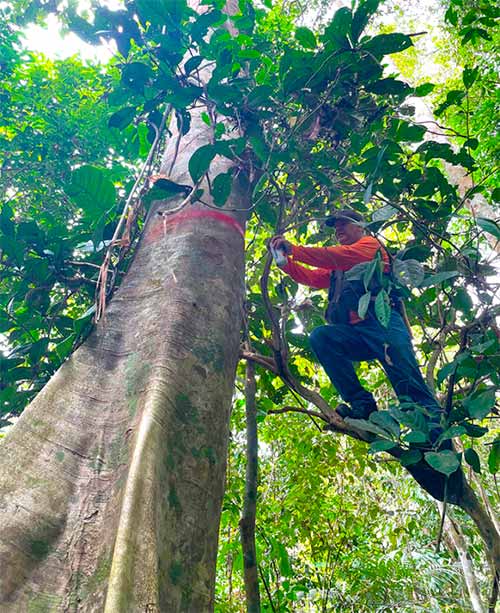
[240,360,261,613]
[439,503,485,613]
[0,96,249,613]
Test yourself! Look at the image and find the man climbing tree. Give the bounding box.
[270,209,444,439]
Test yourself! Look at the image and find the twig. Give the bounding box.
[268,406,327,421]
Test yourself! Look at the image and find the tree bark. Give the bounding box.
[439,503,485,613]
[0,107,249,613]
[456,480,500,586]
[239,360,261,613]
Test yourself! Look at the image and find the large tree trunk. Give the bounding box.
[0,102,248,609]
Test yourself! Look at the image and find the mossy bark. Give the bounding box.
[0,102,248,610]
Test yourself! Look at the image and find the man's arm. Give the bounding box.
[280,259,330,289]
[290,237,389,272]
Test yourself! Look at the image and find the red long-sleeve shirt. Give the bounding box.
[281,236,390,323]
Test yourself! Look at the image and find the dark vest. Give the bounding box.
[325,270,393,325]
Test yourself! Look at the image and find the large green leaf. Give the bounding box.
[295,27,316,49]
[357,291,371,319]
[477,217,500,239]
[365,78,410,97]
[369,438,397,454]
[65,166,116,214]
[121,62,153,92]
[464,448,481,473]
[323,7,352,48]
[374,290,391,327]
[419,271,459,288]
[462,66,478,89]
[463,389,496,420]
[488,438,500,474]
[370,411,400,438]
[211,172,233,207]
[392,259,425,288]
[362,33,412,57]
[399,449,422,466]
[424,450,461,476]
[188,144,216,182]
[108,106,137,130]
[351,0,380,42]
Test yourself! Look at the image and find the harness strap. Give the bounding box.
[332,270,344,304]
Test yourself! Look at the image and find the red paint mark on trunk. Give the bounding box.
[144,209,244,244]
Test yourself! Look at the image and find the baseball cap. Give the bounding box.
[325,208,365,227]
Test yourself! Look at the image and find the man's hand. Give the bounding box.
[269,235,293,255]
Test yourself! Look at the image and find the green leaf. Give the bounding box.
[295,27,316,49]
[0,235,24,267]
[464,448,481,473]
[149,178,192,197]
[403,431,428,444]
[477,217,500,239]
[488,438,500,474]
[351,0,380,42]
[344,417,389,437]
[65,166,116,213]
[374,290,391,327]
[362,33,413,57]
[365,78,410,97]
[55,334,76,360]
[414,83,435,96]
[419,271,459,288]
[392,259,425,288]
[424,450,461,476]
[136,0,188,23]
[357,291,371,319]
[0,204,15,236]
[323,7,352,47]
[435,90,465,116]
[363,181,373,204]
[212,172,232,207]
[369,439,397,453]
[188,144,216,182]
[445,6,458,26]
[389,407,429,434]
[184,55,203,75]
[370,411,400,438]
[463,423,488,438]
[439,425,467,442]
[121,62,153,92]
[108,106,137,130]
[372,204,397,222]
[395,121,426,142]
[344,261,371,282]
[463,389,495,420]
[400,449,422,466]
[362,251,381,290]
[462,66,478,89]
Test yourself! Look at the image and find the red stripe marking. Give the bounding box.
[145,208,245,244]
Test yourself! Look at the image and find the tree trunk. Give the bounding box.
[439,503,485,613]
[0,104,249,610]
[239,360,261,613]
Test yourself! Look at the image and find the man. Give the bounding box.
[270,209,443,428]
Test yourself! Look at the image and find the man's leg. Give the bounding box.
[358,311,444,430]
[309,324,378,418]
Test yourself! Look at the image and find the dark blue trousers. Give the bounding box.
[309,310,443,421]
